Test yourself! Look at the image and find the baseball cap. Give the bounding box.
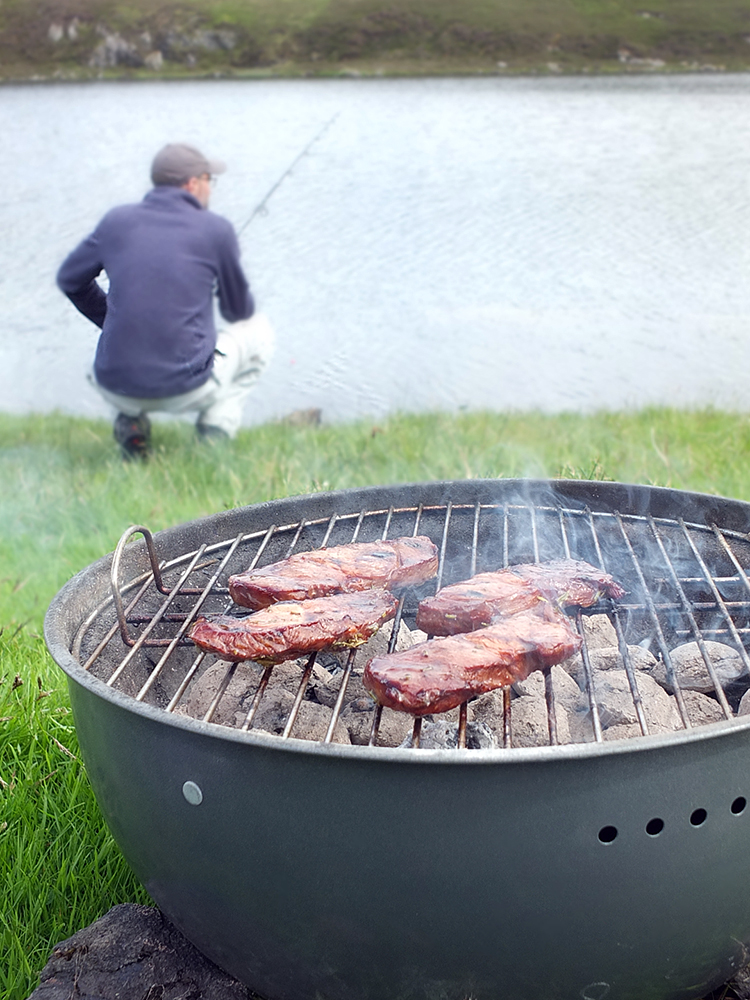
[151,143,227,186]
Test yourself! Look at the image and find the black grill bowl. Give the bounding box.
[44,480,750,1000]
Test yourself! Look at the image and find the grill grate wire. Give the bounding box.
[70,500,750,751]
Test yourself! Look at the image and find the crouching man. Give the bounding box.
[57,142,274,459]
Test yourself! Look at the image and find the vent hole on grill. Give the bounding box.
[732,797,747,815]
[598,825,618,844]
[690,808,707,827]
[646,818,664,837]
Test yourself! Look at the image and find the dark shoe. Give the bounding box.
[114,412,151,460]
[196,423,229,442]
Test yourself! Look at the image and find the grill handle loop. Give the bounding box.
[111,525,168,647]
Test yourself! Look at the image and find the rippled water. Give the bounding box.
[2,74,750,424]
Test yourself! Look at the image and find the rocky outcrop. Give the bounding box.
[89,29,147,69]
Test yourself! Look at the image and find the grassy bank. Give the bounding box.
[3,407,750,1000]
[2,0,750,81]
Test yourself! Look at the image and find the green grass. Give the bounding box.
[3,406,750,1000]
[0,653,151,997]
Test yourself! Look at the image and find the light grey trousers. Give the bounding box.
[89,314,275,438]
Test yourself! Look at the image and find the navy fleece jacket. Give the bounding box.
[57,186,254,399]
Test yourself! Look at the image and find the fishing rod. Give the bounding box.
[236,112,340,238]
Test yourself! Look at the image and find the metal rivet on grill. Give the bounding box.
[646,817,664,836]
[182,780,203,806]
[732,796,747,814]
[598,825,618,844]
[690,808,707,826]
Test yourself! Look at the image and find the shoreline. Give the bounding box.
[3,61,749,86]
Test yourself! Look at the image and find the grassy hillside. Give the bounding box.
[2,0,750,80]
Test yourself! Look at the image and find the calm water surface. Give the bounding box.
[2,75,750,424]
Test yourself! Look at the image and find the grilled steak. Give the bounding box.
[509,559,625,606]
[190,590,398,664]
[364,607,582,715]
[228,536,439,610]
[416,571,546,635]
[416,558,624,636]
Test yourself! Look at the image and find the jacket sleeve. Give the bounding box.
[56,232,108,329]
[214,222,255,323]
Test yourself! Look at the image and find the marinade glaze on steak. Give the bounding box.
[416,571,546,636]
[190,590,398,664]
[228,536,439,610]
[364,607,582,715]
[416,558,624,636]
[510,559,625,607]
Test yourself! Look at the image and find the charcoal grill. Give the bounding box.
[44,479,750,1000]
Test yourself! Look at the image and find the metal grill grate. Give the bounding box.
[70,499,750,750]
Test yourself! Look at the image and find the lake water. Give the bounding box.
[2,74,750,425]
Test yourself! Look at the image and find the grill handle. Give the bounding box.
[111,525,169,646]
